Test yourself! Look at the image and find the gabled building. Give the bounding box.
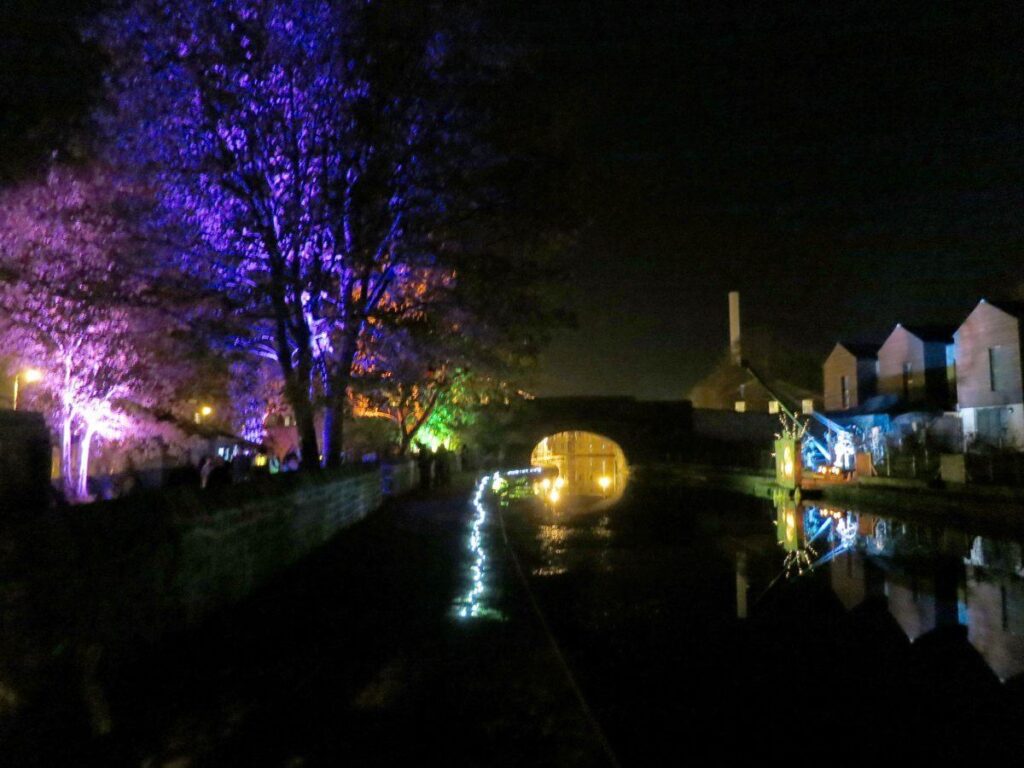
[954,299,1024,449]
[877,323,956,409]
[823,342,879,411]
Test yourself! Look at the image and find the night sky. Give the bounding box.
[517,0,1024,398]
[3,0,1023,400]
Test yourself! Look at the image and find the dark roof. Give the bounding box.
[836,341,880,358]
[898,324,956,343]
[984,299,1024,319]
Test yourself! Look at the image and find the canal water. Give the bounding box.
[486,476,1024,763]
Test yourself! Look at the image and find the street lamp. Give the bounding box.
[12,368,43,411]
[194,404,214,424]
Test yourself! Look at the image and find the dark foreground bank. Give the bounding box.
[4,482,606,767]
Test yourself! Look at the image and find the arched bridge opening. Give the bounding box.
[530,430,629,509]
[487,397,693,469]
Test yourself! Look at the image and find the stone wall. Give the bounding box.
[381,460,417,497]
[172,470,382,621]
[0,411,51,512]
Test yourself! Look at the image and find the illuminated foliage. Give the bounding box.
[0,164,185,499]
[94,0,495,467]
[415,372,480,450]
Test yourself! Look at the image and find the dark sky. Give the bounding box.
[514,0,1024,399]
[3,1,1023,400]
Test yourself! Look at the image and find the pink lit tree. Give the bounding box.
[0,164,177,499]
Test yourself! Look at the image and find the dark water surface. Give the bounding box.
[496,481,1024,763]
[6,479,1024,765]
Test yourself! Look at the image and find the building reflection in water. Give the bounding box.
[530,431,628,507]
[736,551,749,619]
[830,549,881,612]
[768,494,1024,682]
[965,538,1024,682]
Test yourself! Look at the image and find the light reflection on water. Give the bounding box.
[532,514,615,577]
[534,523,571,577]
[768,494,1024,682]
[593,516,613,539]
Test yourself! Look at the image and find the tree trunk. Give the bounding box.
[399,384,445,457]
[266,265,319,471]
[321,395,345,469]
[285,376,320,471]
[77,424,96,501]
[60,409,74,501]
[400,427,415,456]
[322,334,359,469]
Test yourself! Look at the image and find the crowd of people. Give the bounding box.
[76,440,475,503]
[415,443,473,491]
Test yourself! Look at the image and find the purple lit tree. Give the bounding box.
[94,0,477,468]
[0,164,178,499]
[94,0,575,469]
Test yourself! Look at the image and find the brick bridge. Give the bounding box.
[482,397,690,466]
[480,396,780,468]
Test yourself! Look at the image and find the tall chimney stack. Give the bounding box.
[728,291,741,364]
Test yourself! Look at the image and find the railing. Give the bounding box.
[877,450,942,482]
[877,447,1024,487]
[964,452,1024,487]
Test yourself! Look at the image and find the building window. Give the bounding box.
[989,346,1010,392]
[902,362,913,400]
[840,375,850,409]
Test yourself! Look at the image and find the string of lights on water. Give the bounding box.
[452,468,542,620]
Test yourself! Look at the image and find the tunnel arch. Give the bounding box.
[482,397,694,469]
[529,430,629,509]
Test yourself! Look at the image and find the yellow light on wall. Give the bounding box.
[548,488,560,504]
[200,405,213,417]
[597,476,611,492]
[12,367,44,410]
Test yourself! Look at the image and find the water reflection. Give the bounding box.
[769,493,1024,681]
[736,551,749,619]
[772,499,857,578]
[534,524,571,577]
[965,538,1024,681]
